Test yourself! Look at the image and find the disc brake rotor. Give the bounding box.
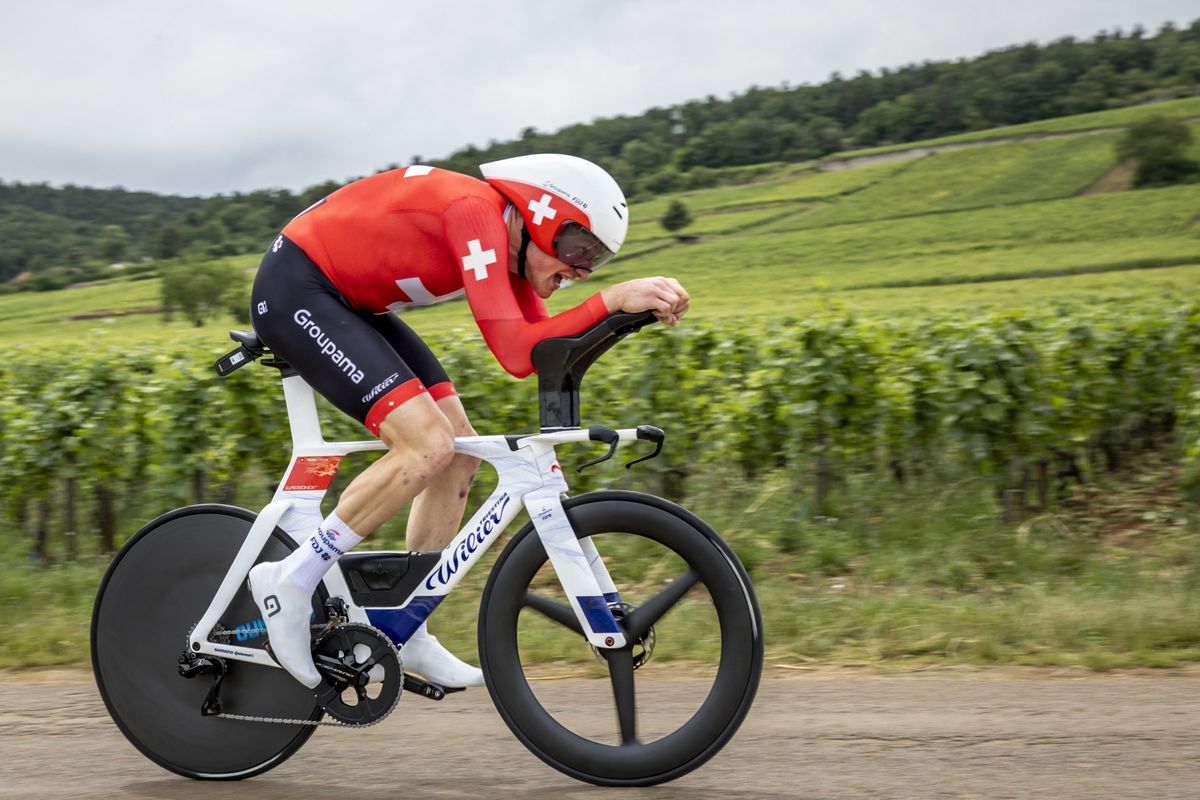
[312,623,403,726]
[590,602,656,669]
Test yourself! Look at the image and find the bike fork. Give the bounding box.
[524,488,626,649]
[579,536,622,606]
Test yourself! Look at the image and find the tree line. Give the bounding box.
[1,19,1198,291]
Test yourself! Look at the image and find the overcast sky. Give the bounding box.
[1,1,1195,197]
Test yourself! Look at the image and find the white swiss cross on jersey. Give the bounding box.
[462,239,497,281]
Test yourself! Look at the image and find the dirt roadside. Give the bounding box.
[2,666,1198,800]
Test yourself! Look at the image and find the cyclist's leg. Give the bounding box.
[248,237,457,685]
[331,396,455,532]
[352,316,486,687]
[359,312,481,553]
[251,238,459,530]
[406,394,480,552]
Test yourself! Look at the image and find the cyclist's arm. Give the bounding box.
[442,196,609,378]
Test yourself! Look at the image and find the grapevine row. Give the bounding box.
[1,302,1197,559]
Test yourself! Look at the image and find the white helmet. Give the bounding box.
[480,154,628,271]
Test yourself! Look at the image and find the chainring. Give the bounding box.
[312,623,403,726]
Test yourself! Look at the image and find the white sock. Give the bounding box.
[281,510,364,595]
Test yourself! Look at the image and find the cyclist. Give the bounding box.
[246,154,689,690]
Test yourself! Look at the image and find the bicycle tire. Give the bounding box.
[91,504,326,780]
[478,490,763,786]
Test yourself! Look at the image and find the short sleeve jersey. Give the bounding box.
[282,166,610,378]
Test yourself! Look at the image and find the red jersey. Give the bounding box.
[282,166,610,378]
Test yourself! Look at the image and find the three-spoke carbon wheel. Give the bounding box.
[91,505,326,779]
[478,491,763,787]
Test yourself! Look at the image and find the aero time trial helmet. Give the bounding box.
[480,154,628,272]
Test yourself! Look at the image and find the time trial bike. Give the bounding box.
[91,311,763,787]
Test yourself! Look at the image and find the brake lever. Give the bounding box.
[625,425,665,468]
[577,425,620,472]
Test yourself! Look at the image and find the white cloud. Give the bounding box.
[0,0,1193,195]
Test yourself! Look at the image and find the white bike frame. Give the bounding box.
[188,374,634,669]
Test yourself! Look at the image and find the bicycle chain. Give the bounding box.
[216,709,393,728]
[197,623,403,729]
[206,623,331,638]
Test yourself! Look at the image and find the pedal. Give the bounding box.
[402,674,465,701]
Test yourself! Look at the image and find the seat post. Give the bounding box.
[280,375,327,449]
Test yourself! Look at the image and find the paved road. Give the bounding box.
[2,667,1199,799]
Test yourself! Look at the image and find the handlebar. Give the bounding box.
[531,311,659,430]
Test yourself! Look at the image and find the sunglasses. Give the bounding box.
[552,222,615,272]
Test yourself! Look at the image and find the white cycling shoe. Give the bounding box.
[402,624,485,688]
[248,561,323,689]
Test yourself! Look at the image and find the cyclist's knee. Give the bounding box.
[433,396,479,478]
[422,423,456,473]
[378,398,455,471]
[435,394,476,438]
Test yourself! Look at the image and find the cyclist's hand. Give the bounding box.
[601,277,690,326]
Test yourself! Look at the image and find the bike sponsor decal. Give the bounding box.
[283,455,343,492]
[424,493,511,590]
[293,308,366,384]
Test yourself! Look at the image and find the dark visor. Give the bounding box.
[553,222,615,272]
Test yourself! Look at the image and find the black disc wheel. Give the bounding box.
[91,505,327,780]
[478,491,763,787]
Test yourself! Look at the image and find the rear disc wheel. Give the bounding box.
[91,505,326,779]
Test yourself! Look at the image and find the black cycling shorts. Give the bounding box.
[250,235,455,436]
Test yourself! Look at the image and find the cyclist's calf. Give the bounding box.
[407,395,481,552]
[335,394,457,534]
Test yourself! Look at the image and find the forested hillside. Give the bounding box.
[1,19,1197,290]
[431,19,1200,188]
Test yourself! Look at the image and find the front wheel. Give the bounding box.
[478,491,763,787]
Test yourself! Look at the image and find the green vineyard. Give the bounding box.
[3,301,1198,559]
[1,97,1198,669]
